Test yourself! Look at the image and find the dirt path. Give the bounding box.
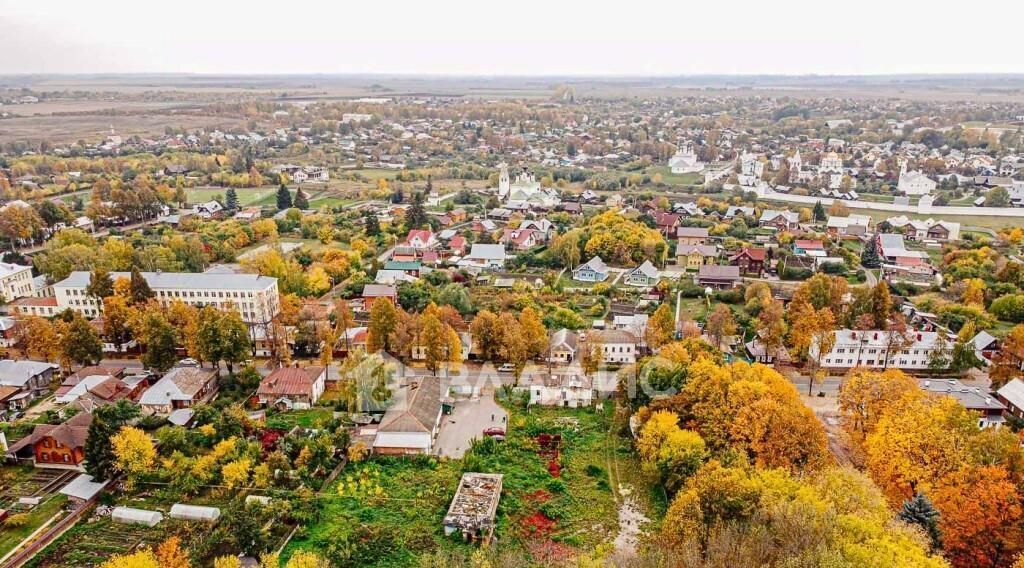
[605,403,651,561]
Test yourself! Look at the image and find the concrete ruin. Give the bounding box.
[443,472,503,544]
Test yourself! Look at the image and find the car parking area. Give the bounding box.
[434,390,508,459]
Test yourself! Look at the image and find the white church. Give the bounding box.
[897,162,937,196]
[668,141,705,174]
[497,163,559,209]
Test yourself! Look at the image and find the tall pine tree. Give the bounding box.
[294,188,310,209]
[129,267,155,304]
[860,234,881,269]
[276,184,293,210]
[812,200,827,222]
[405,191,428,229]
[225,187,239,211]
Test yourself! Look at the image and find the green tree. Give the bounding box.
[861,235,881,269]
[140,312,180,372]
[813,200,827,222]
[196,306,225,370]
[276,184,293,210]
[60,311,103,368]
[129,268,155,305]
[898,493,943,551]
[986,187,1010,207]
[405,191,428,229]
[224,188,239,211]
[85,400,140,481]
[950,322,983,373]
[294,188,309,210]
[219,310,252,374]
[364,212,381,236]
[86,268,114,304]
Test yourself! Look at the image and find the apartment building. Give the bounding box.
[813,329,949,371]
[54,271,280,323]
[0,262,34,301]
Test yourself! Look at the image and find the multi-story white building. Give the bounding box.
[54,271,280,323]
[812,329,950,371]
[584,329,639,365]
[0,262,34,302]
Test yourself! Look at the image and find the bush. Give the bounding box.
[782,267,814,281]
[678,281,705,298]
[714,288,744,305]
[990,294,1024,322]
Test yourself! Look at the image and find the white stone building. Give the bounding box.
[812,329,951,371]
[0,262,33,302]
[54,271,280,323]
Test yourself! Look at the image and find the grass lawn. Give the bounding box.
[643,166,704,186]
[266,407,336,430]
[186,186,271,206]
[677,296,712,322]
[309,197,355,209]
[283,404,656,567]
[0,494,68,558]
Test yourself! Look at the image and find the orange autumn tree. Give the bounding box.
[653,360,828,473]
[864,393,976,504]
[931,466,1023,568]
[838,368,919,448]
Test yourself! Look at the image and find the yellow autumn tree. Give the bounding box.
[656,360,828,473]
[100,550,160,568]
[864,393,978,504]
[111,426,156,484]
[284,551,330,568]
[221,458,252,490]
[305,265,331,296]
[213,556,242,568]
[838,368,919,447]
[155,537,191,568]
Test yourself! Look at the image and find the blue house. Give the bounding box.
[572,256,609,282]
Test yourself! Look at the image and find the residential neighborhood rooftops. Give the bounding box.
[379,377,443,434]
[676,226,709,238]
[139,367,216,407]
[257,366,325,398]
[919,378,1006,413]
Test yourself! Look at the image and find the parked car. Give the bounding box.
[483,427,506,441]
[497,363,515,373]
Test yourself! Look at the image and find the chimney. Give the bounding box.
[917,333,922,341]
[873,332,878,340]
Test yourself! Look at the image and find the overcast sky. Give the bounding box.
[2,0,1023,76]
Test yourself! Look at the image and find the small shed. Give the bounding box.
[58,474,107,504]
[169,503,221,522]
[112,506,163,527]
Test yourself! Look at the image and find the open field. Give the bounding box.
[283,403,661,566]
[0,113,249,146]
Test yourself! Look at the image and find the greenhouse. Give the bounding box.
[111,506,163,527]
[169,503,221,522]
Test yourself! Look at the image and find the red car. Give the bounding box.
[483,427,506,440]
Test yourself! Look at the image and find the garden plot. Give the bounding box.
[28,517,181,568]
[2,469,76,505]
